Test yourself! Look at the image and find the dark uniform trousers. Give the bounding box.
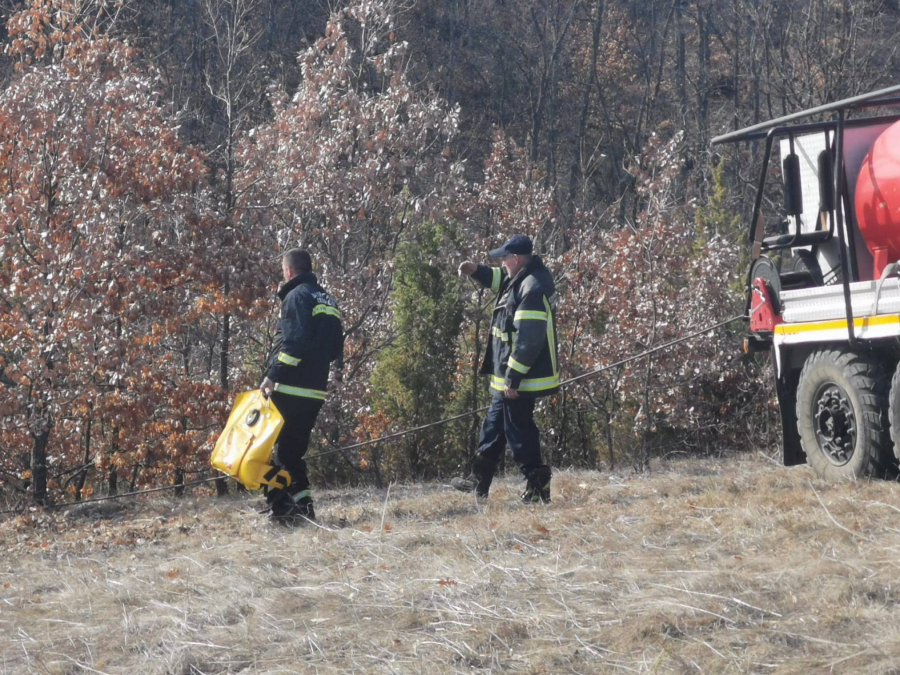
[270,392,324,495]
[477,395,542,473]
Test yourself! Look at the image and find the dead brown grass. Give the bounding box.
[5,453,900,673]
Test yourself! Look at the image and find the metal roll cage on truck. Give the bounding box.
[714,84,900,480]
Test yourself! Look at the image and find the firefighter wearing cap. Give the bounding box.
[451,234,558,503]
[260,248,344,523]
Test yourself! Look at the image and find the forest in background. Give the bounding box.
[2,0,898,505]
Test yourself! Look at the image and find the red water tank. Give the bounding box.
[855,120,900,278]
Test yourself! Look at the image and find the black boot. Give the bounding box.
[521,465,551,504]
[284,487,316,524]
[450,456,496,498]
[287,496,316,523]
[268,487,316,525]
[266,487,292,520]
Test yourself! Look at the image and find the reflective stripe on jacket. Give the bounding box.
[267,272,344,400]
[471,256,559,398]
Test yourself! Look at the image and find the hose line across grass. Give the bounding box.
[2,314,746,514]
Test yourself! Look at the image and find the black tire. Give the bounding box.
[887,362,900,463]
[796,348,891,480]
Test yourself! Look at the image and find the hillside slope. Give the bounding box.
[4,454,900,674]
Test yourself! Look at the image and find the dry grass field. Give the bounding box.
[4,453,900,674]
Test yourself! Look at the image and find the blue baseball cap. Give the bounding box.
[489,234,533,258]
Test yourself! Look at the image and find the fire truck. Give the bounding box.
[712,85,900,480]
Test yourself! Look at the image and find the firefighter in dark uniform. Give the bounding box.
[260,249,343,522]
[451,234,558,503]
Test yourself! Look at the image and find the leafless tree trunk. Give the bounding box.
[202,0,264,497]
[74,412,92,501]
[566,0,604,227]
[203,0,262,390]
[29,412,50,505]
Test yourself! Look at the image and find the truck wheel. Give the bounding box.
[796,349,891,480]
[887,362,900,463]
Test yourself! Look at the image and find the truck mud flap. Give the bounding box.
[774,354,805,466]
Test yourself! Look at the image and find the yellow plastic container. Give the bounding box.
[210,390,291,490]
